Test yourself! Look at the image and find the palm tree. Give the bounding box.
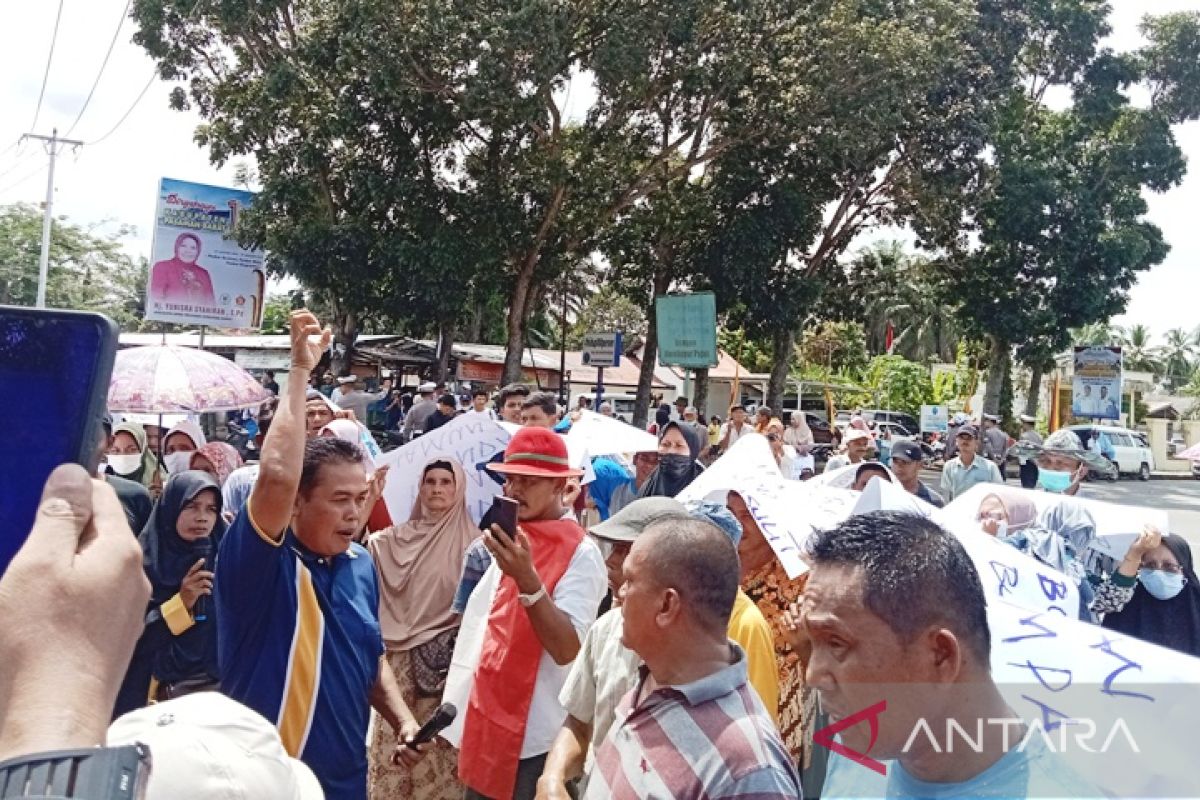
[1071,322,1122,346]
[1117,324,1163,375]
[1161,328,1199,391]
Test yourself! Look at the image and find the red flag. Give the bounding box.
[885,321,895,355]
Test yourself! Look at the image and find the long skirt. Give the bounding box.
[368,649,463,800]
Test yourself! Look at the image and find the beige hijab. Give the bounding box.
[367,458,478,651]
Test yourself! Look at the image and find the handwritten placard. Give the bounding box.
[676,434,854,578]
[943,483,1170,564]
[852,478,1081,618]
[378,414,511,524]
[989,599,1200,798]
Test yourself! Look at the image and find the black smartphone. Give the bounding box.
[0,306,118,575]
[489,494,519,538]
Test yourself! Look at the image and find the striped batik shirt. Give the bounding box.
[585,644,802,799]
[215,505,384,800]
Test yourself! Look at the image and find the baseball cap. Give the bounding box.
[686,500,743,547]
[956,424,979,439]
[337,375,357,385]
[1019,413,1036,424]
[684,406,698,415]
[106,693,322,800]
[983,413,1000,423]
[488,426,584,478]
[590,497,687,543]
[891,441,924,462]
[844,427,872,443]
[418,381,437,392]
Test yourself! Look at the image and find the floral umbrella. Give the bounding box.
[108,345,271,414]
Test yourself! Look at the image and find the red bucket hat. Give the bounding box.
[488,426,583,478]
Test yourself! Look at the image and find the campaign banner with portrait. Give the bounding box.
[1071,346,1122,420]
[145,178,266,328]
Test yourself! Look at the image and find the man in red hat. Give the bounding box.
[442,427,607,800]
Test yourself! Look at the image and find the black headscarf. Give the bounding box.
[138,470,226,603]
[638,421,705,499]
[1102,534,1200,658]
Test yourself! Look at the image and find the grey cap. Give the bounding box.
[590,497,688,543]
[956,424,979,439]
[1019,414,1036,424]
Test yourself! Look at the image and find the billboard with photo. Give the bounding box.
[145,178,265,328]
[1071,346,1122,420]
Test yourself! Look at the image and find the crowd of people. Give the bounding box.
[2,309,1197,800]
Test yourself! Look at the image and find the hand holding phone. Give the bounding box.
[0,307,117,575]
[490,495,519,538]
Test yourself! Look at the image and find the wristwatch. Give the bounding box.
[0,744,151,798]
[518,584,547,608]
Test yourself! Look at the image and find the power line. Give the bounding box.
[0,149,39,183]
[83,0,209,146]
[64,0,133,138]
[0,162,48,196]
[86,71,156,146]
[30,0,67,132]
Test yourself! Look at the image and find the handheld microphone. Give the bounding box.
[405,703,457,749]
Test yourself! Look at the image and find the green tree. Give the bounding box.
[1071,322,1122,346]
[0,203,146,330]
[863,355,934,417]
[938,7,1200,417]
[1161,327,1198,390]
[567,285,647,350]
[1117,324,1163,374]
[797,321,870,378]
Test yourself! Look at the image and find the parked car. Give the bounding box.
[859,409,922,434]
[570,392,638,422]
[873,420,919,440]
[1192,459,1200,480]
[1066,424,1155,481]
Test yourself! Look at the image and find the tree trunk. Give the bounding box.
[982,335,1008,416]
[501,266,535,385]
[434,321,454,384]
[633,275,670,429]
[330,303,358,377]
[767,327,795,411]
[1025,362,1044,418]
[693,367,710,417]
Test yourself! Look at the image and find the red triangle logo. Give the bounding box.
[812,699,889,776]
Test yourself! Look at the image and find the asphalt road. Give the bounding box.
[922,469,1200,545]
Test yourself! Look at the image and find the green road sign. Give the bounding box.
[656,292,718,368]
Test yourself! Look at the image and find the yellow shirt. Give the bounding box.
[726,588,781,722]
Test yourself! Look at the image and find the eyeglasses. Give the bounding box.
[588,535,630,560]
[1143,560,1183,574]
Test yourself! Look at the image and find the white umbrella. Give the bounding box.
[566,409,659,457]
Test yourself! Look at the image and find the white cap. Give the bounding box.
[107,693,324,800]
[844,428,872,443]
[337,375,357,385]
[418,381,437,393]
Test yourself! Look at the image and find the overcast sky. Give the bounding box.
[1,0,1196,339]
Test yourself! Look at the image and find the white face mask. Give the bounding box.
[106,453,143,476]
[164,451,195,474]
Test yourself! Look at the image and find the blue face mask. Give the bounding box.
[1138,569,1187,601]
[1037,467,1073,494]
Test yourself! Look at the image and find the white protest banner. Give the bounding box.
[943,483,1168,564]
[676,433,840,578]
[379,414,511,524]
[989,598,1200,798]
[806,462,898,491]
[567,409,658,457]
[848,478,1082,618]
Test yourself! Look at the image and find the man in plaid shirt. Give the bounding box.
[579,516,801,799]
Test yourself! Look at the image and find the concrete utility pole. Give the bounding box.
[21,128,83,308]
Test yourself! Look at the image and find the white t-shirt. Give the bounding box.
[442,536,607,758]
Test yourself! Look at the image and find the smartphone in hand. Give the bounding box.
[489,495,519,539]
[0,307,118,575]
